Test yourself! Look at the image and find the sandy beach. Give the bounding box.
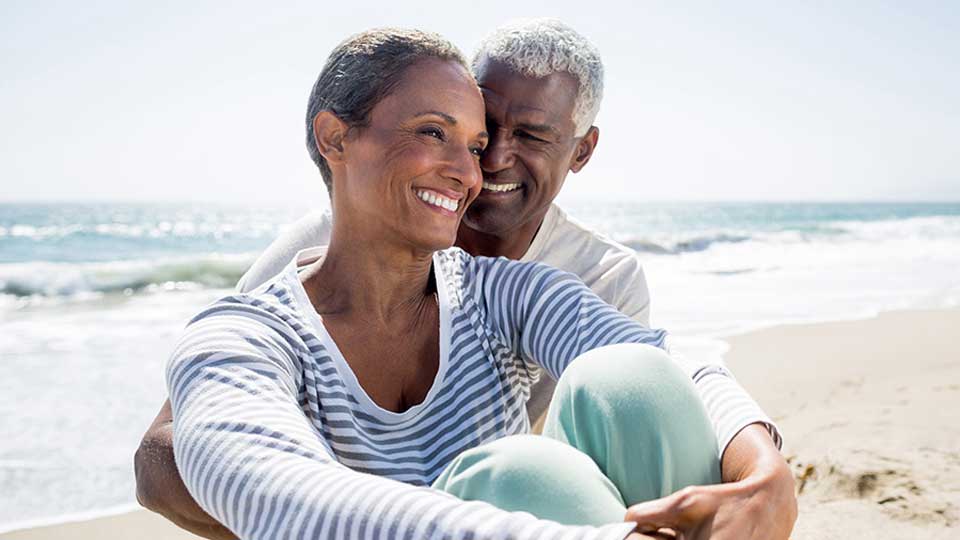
[2,308,957,540]
[726,309,960,539]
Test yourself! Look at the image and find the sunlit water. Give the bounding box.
[1,201,958,529]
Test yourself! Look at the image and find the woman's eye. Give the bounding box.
[470,146,485,158]
[421,127,445,140]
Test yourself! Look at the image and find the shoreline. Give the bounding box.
[0,509,203,540]
[0,505,141,536]
[2,306,957,539]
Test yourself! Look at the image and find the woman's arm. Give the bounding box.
[625,425,796,540]
[168,297,635,540]
[473,257,794,538]
[475,257,780,459]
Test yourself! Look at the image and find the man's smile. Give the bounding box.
[481,181,522,193]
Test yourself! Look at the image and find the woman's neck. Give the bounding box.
[300,219,436,327]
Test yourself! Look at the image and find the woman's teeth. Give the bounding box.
[416,189,459,212]
[482,182,522,192]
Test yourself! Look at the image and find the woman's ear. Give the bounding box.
[312,110,349,166]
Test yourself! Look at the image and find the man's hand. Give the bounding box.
[134,399,237,540]
[624,424,797,539]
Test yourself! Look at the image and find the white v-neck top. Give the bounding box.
[168,247,776,540]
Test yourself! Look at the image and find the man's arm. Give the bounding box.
[134,400,235,540]
[236,211,332,292]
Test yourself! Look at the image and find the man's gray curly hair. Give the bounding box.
[472,19,604,136]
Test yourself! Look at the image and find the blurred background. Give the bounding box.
[1,0,958,536]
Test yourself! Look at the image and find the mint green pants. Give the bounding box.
[431,344,721,526]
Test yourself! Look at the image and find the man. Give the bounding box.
[136,19,796,540]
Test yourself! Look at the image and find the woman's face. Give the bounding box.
[335,58,488,252]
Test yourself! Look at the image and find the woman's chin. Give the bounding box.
[411,228,458,253]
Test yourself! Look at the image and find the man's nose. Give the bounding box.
[480,131,515,173]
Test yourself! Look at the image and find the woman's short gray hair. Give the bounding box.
[472,19,604,136]
[305,29,468,193]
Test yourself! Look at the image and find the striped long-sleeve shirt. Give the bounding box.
[167,248,780,540]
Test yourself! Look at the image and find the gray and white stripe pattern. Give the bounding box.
[168,248,778,539]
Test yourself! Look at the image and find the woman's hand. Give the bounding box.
[626,531,679,539]
[624,424,797,539]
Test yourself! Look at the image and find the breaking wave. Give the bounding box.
[0,255,254,298]
[619,232,754,254]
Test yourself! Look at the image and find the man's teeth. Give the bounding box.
[416,189,459,212]
[482,182,522,192]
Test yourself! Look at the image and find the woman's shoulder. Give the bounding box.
[434,247,584,306]
[436,246,552,274]
[184,267,312,348]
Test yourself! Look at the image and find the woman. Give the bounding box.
[167,29,792,540]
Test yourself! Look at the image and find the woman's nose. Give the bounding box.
[442,145,482,190]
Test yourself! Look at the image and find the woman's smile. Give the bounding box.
[414,187,463,215]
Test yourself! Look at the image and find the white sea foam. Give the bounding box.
[0,220,282,240]
[641,216,960,336]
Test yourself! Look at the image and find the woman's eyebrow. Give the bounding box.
[413,110,458,124]
[414,110,488,139]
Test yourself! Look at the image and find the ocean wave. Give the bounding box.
[703,268,761,276]
[620,232,754,254]
[0,255,254,298]
[617,214,960,256]
[0,221,281,240]
[822,215,960,240]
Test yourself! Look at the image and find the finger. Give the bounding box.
[625,499,680,532]
[625,488,718,532]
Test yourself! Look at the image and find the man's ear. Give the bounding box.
[312,110,349,166]
[569,126,599,173]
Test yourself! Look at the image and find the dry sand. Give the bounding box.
[725,309,960,539]
[2,309,957,539]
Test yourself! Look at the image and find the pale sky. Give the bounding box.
[2,1,958,204]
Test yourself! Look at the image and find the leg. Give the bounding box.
[542,343,721,505]
[431,434,627,526]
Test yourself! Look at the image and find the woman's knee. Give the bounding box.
[554,343,699,422]
[543,343,721,501]
[433,435,626,526]
[437,435,605,495]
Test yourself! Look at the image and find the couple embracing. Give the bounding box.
[135,19,797,540]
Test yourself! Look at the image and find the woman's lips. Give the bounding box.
[415,188,460,213]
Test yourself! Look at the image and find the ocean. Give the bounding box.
[1,201,959,530]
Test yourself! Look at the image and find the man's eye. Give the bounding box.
[515,130,545,142]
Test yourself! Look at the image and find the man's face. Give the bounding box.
[462,59,590,236]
